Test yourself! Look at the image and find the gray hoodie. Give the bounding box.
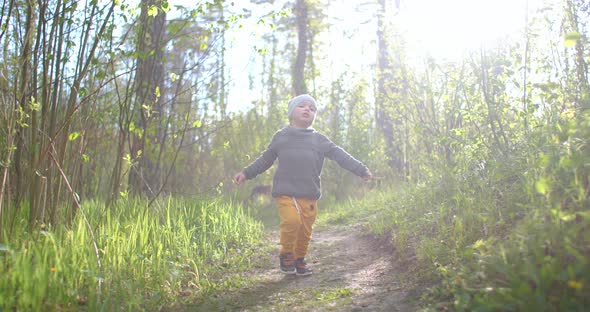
[243,127,369,199]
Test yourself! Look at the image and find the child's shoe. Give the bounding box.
[295,258,312,276]
[279,253,296,274]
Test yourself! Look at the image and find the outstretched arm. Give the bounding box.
[233,171,247,185]
[233,134,278,185]
[361,169,373,181]
[323,139,372,179]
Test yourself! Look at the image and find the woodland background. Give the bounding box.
[0,0,589,310]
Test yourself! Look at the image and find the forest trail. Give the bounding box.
[185,226,419,311]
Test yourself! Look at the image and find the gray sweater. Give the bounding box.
[243,127,369,199]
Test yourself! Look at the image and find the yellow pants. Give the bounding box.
[276,196,318,259]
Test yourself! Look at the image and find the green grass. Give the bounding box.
[0,197,264,311]
[319,162,590,311]
[317,111,590,310]
[315,287,354,302]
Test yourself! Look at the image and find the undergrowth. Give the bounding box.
[319,111,590,311]
[0,197,264,311]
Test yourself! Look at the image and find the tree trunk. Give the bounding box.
[293,0,308,95]
[566,0,589,112]
[16,1,36,225]
[128,0,167,197]
[375,0,403,174]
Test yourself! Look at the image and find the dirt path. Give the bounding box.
[186,225,418,311]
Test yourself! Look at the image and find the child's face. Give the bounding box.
[291,100,317,128]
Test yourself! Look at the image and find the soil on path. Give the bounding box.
[186,225,419,311]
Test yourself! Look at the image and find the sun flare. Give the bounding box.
[399,0,549,60]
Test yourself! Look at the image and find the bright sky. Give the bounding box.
[163,0,558,111]
[399,0,550,60]
[320,0,555,66]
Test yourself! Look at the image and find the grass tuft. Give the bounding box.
[0,197,264,311]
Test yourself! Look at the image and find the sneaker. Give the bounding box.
[295,258,312,276]
[279,253,296,274]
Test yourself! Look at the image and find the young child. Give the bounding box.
[233,94,372,276]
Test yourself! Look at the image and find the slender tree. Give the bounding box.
[293,0,309,95]
[128,0,167,197]
[375,0,406,177]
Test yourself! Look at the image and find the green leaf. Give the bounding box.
[471,239,485,249]
[69,132,81,141]
[560,213,576,222]
[535,177,550,195]
[96,69,106,80]
[193,120,201,128]
[148,5,158,17]
[123,153,132,164]
[538,152,549,167]
[255,46,268,55]
[564,32,581,47]
[161,1,170,12]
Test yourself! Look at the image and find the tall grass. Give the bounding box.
[319,152,590,310]
[0,197,264,311]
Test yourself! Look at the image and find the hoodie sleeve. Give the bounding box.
[242,132,279,180]
[319,134,369,177]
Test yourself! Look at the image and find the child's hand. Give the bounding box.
[233,171,246,185]
[361,169,372,181]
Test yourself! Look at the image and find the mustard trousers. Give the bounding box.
[276,196,318,259]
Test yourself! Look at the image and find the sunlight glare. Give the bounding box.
[399,0,540,60]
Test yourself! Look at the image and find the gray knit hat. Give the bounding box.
[288,94,317,118]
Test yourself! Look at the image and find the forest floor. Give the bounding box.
[177,224,422,311]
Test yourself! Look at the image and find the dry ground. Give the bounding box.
[180,225,420,311]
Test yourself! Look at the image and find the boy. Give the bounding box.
[233,94,372,276]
